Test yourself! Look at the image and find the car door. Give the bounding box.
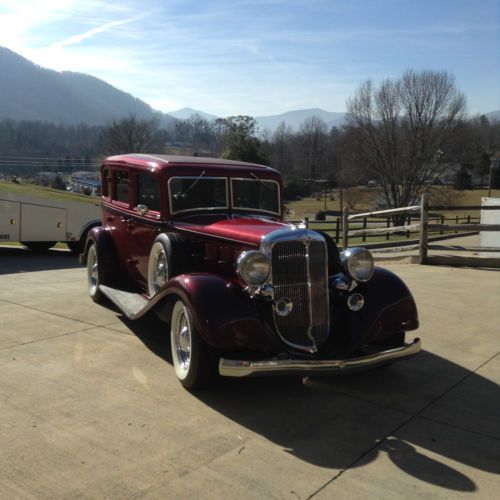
[127,171,163,290]
[104,167,137,282]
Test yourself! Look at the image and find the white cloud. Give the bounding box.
[50,14,145,48]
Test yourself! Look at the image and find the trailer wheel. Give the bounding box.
[67,240,83,254]
[21,241,56,252]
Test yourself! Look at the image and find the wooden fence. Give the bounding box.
[298,194,500,267]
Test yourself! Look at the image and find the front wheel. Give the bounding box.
[170,299,217,390]
[87,244,104,303]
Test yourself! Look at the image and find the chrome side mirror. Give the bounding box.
[136,204,149,216]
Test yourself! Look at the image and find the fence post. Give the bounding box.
[362,217,367,242]
[407,214,411,239]
[342,207,349,250]
[304,216,309,229]
[467,214,471,224]
[386,217,390,240]
[419,193,429,264]
[335,217,340,243]
[440,215,444,235]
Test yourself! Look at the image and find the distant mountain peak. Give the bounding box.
[255,108,347,131]
[168,107,219,121]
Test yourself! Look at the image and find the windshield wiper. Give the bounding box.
[174,170,206,199]
[250,172,274,191]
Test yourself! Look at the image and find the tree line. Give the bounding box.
[1,70,499,208]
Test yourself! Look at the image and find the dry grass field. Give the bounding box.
[285,187,500,220]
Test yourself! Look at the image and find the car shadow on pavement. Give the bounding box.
[124,315,499,493]
[0,246,80,274]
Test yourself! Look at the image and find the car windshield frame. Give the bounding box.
[230,178,281,216]
[168,176,229,215]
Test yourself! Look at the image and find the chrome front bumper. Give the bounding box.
[219,338,421,377]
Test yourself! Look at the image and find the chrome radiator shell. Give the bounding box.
[261,227,329,353]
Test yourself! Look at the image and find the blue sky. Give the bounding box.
[1,0,499,116]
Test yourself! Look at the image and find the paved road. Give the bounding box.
[0,246,499,499]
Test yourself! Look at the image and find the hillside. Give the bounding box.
[0,47,175,127]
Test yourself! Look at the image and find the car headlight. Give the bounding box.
[342,247,374,282]
[236,251,270,286]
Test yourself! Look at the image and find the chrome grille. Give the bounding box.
[271,238,329,351]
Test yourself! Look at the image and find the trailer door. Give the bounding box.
[20,204,67,241]
[0,200,21,242]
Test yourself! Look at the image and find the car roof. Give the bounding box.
[104,153,274,171]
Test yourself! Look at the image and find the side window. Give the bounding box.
[137,174,161,212]
[114,170,130,204]
[102,168,112,198]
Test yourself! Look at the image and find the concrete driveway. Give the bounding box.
[0,246,499,499]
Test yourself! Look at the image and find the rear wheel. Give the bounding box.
[87,244,104,303]
[170,299,217,390]
[21,241,56,252]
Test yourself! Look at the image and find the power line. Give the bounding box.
[0,155,101,161]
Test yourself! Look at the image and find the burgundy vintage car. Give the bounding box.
[81,154,420,389]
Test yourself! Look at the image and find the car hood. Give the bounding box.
[172,214,291,247]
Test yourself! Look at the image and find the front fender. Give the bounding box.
[351,266,419,346]
[153,274,281,353]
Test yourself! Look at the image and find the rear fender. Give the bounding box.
[152,274,281,353]
[351,267,419,346]
[82,227,122,288]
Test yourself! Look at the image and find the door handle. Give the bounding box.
[121,217,135,229]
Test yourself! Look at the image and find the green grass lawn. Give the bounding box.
[0,180,99,204]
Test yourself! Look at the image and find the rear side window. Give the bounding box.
[102,168,112,198]
[114,170,130,204]
[137,174,161,212]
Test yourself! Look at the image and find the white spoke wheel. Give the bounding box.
[87,244,103,303]
[148,240,171,297]
[170,300,217,390]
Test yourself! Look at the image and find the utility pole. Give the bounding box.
[303,178,329,213]
[488,150,496,197]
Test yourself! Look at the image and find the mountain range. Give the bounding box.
[0,47,174,127]
[168,106,347,131]
[0,46,498,131]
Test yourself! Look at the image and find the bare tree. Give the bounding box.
[270,121,293,174]
[100,115,164,155]
[346,70,466,208]
[297,116,329,179]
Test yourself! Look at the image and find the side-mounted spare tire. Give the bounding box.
[147,233,187,297]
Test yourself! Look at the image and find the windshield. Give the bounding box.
[232,178,280,215]
[169,177,228,213]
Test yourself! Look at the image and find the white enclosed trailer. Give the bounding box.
[0,189,100,253]
[480,197,500,258]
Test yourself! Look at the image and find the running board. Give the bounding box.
[99,285,149,320]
